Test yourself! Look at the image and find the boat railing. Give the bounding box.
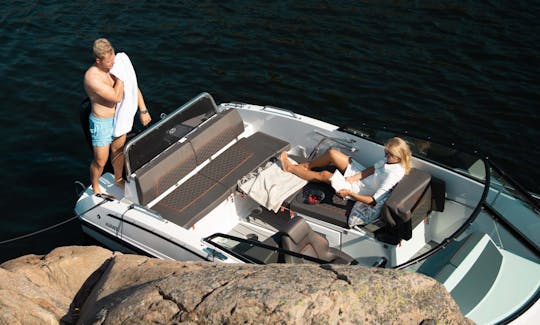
[262,105,298,118]
[220,102,299,119]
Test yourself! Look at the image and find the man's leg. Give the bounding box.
[110,134,126,185]
[90,145,110,194]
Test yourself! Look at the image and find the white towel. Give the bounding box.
[110,52,138,137]
[238,160,307,213]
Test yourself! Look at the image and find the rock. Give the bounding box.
[0,246,113,324]
[78,254,471,324]
[0,246,473,324]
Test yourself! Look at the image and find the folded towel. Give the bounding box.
[110,52,138,137]
[238,159,307,213]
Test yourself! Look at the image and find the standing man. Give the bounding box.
[84,38,151,195]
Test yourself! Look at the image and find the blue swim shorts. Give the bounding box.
[89,114,115,147]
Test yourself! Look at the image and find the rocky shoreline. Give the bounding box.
[0,246,473,324]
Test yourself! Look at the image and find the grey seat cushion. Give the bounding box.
[377,168,433,242]
[381,168,432,227]
[153,173,231,229]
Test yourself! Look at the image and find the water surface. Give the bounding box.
[1,1,538,262]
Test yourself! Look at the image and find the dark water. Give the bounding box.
[1,1,539,262]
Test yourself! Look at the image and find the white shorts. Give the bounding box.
[342,160,366,194]
[343,159,365,177]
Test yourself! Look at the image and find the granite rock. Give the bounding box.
[0,246,473,324]
[0,246,113,324]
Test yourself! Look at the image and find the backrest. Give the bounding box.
[281,217,334,262]
[382,168,432,225]
[188,108,245,164]
[126,93,218,175]
[379,168,434,242]
[134,141,197,205]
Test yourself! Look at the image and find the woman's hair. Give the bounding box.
[385,137,412,174]
[93,38,114,60]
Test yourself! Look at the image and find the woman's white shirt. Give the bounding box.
[345,158,406,227]
[345,158,405,202]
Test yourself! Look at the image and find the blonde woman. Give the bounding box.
[280,137,412,226]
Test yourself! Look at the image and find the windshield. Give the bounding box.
[342,126,486,183]
[486,163,540,255]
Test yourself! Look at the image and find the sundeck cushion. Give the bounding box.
[153,132,290,229]
[132,108,243,205]
[200,132,290,188]
[133,106,290,229]
[152,173,230,229]
[188,108,245,164]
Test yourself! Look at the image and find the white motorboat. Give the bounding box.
[75,93,539,324]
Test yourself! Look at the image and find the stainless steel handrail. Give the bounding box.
[262,105,298,118]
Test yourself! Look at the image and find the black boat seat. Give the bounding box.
[287,181,353,229]
[279,216,355,264]
[187,106,245,165]
[134,140,198,205]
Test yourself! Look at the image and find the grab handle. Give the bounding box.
[262,106,298,118]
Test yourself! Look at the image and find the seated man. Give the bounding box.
[280,137,412,226]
